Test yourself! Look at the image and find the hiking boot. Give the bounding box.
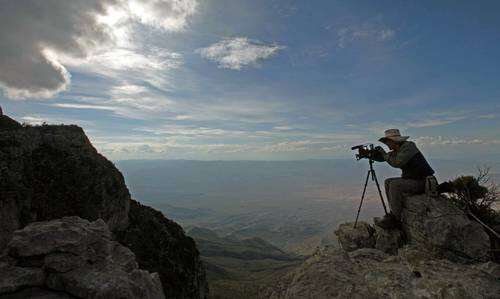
[374,213,400,230]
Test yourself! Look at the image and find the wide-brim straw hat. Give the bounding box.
[378,128,409,143]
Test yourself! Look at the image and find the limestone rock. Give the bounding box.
[0,217,165,299]
[0,195,19,252]
[0,287,73,299]
[334,222,375,252]
[474,261,500,279]
[402,194,491,262]
[0,122,130,237]
[262,247,500,299]
[348,248,388,262]
[0,267,45,294]
[264,191,498,298]
[8,217,111,258]
[0,116,208,298]
[373,223,405,254]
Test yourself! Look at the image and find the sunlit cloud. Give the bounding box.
[197,37,285,70]
[51,103,117,111]
[0,0,197,100]
[407,116,466,128]
[415,136,500,146]
[93,136,352,160]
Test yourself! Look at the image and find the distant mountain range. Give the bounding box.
[117,159,499,253]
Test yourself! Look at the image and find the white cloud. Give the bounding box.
[273,126,293,131]
[415,136,500,146]
[478,114,496,119]
[93,137,351,160]
[20,114,95,128]
[196,37,284,70]
[336,25,395,48]
[62,48,182,74]
[407,116,466,128]
[128,0,198,31]
[0,0,197,100]
[51,103,117,111]
[379,29,395,41]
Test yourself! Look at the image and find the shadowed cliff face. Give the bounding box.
[0,119,130,233]
[0,115,208,298]
[116,200,208,299]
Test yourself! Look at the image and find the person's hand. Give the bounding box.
[372,146,387,162]
[374,146,386,154]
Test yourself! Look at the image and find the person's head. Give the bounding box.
[379,129,408,151]
[384,139,403,151]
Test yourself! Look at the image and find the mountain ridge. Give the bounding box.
[0,115,208,298]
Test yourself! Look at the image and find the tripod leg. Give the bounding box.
[371,169,389,215]
[354,169,371,228]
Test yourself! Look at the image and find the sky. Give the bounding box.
[1,0,500,161]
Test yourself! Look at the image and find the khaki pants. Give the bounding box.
[384,177,425,221]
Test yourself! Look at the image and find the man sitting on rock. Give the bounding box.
[375,129,435,228]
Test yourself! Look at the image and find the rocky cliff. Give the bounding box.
[0,115,207,298]
[0,217,165,299]
[262,194,500,298]
[116,200,207,299]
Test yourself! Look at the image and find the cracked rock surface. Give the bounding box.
[0,217,165,299]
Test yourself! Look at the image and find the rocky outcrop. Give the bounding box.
[0,115,208,298]
[335,194,491,262]
[401,194,490,263]
[262,193,499,298]
[0,115,21,131]
[116,200,208,299]
[0,118,130,243]
[262,246,500,299]
[0,217,165,299]
[334,222,374,252]
[335,221,404,255]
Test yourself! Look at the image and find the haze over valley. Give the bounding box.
[118,159,499,253]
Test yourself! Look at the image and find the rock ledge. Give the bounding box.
[0,216,165,299]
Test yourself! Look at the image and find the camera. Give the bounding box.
[351,144,377,160]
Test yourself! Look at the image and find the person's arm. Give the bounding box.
[383,141,419,168]
[371,146,386,162]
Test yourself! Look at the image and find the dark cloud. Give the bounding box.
[0,0,120,98]
[0,0,197,99]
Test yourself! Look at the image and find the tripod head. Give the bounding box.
[351,143,377,161]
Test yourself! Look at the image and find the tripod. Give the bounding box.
[354,158,388,228]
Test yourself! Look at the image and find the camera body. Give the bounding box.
[351,144,377,160]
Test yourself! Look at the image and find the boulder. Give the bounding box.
[373,222,405,254]
[0,217,165,299]
[0,287,73,299]
[402,194,491,262]
[0,267,45,294]
[8,217,112,258]
[262,246,500,299]
[334,222,375,252]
